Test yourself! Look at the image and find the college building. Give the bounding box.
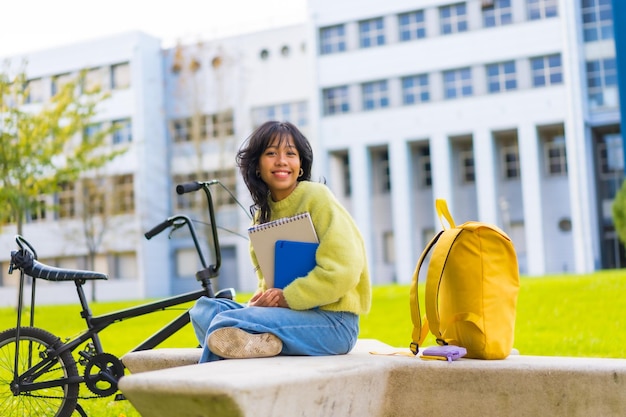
[0,0,622,305]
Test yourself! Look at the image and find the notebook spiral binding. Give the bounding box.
[248,212,311,233]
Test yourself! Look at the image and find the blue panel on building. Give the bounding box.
[613,0,626,166]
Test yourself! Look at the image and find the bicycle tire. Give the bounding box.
[0,326,79,417]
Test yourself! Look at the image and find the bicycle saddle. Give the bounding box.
[10,249,108,282]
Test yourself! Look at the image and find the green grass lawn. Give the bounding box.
[0,271,624,416]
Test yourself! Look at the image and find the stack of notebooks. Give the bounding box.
[248,212,319,289]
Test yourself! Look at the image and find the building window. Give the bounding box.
[82,178,106,216]
[112,174,134,214]
[459,146,475,184]
[440,3,468,35]
[251,102,307,129]
[544,136,567,176]
[341,153,351,197]
[586,58,618,109]
[25,78,44,104]
[109,252,137,280]
[527,0,558,20]
[443,68,473,99]
[383,231,395,264]
[374,149,391,193]
[501,142,520,179]
[171,118,192,142]
[362,80,389,110]
[202,110,235,139]
[323,86,350,115]
[486,61,517,93]
[58,182,76,219]
[176,248,199,278]
[582,0,613,42]
[483,0,513,27]
[418,146,432,188]
[531,54,563,87]
[83,122,102,141]
[398,10,426,41]
[83,67,104,93]
[51,73,74,96]
[596,133,623,202]
[320,25,346,55]
[28,198,47,223]
[401,74,430,105]
[111,63,130,90]
[359,17,385,48]
[112,119,132,144]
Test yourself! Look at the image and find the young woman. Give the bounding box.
[189,121,371,362]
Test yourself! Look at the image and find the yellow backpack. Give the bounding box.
[410,199,520,359]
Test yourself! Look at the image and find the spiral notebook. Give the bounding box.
[248,212,319,288]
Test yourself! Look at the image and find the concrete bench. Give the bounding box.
[119,339,626,417]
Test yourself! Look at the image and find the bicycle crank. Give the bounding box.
[83,353,125,397]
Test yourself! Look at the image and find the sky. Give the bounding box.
[0,0,308,58]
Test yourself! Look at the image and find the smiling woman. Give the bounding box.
[188,120,373,363]
[0,0,307,58]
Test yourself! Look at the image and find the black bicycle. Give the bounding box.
[0,181,235,417]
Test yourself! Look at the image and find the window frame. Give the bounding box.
[486,61,517,93]
[401,74,430,105]
[530,54,563,87]
[320,24,347,55]
[398,10,426,42]
[361,80,389,111]
[440,3,469,35]
[323,86,350,116]
[359,17,386,48]
[443,67,473,99]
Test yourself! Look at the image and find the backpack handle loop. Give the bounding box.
[435,199,456,229]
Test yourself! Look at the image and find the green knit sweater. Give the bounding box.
[249,181,371,314]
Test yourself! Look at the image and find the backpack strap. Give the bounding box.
[424,227,462,343]
[409,230,442,355]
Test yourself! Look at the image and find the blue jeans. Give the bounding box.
[189,297,359,363]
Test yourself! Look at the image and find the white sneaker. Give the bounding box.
[207,327,282,359]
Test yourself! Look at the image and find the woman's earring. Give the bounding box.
[256,170,261,178]
[299,168,304,178]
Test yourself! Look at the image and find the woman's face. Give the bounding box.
[258,134,301,201]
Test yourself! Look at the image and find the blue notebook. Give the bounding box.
[274,240,319,289]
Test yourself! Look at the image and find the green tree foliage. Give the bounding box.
[612,178,626,245]
[0,62,125,233]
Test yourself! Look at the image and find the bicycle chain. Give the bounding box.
[19,359,111,400]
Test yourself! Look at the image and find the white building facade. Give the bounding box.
[0,0,621,305]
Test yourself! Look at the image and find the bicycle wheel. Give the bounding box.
[0,326,79,417]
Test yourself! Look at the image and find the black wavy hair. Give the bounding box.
[236,121,313,223]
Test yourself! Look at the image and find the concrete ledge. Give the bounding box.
[119,340,626,417]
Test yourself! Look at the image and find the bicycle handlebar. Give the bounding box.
[145,180,222,283]
[176,180,219,195]
[144,218,174,240]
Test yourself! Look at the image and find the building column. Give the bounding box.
[473,128,499,225]
[349,144,374,276]
[561,0,599,273]
[518,123,545,275]
[430,132,453,227]
[389,139,414,284]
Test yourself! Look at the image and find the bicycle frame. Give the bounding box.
[7,181,232,402]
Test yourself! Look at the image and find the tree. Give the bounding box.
[612,178,626,246]
[0,61,125,235]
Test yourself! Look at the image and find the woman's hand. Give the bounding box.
[248,288,290,308]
